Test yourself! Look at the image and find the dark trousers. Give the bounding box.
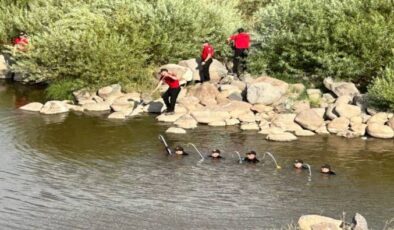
[162,87,181,112]
[200,58,213,82]
[233,48,248,77]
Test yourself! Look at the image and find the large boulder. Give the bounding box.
[178,58,227,82]
[315,125,330,135]
[252,76,289,94]
[251,104,273,113]
[83,102,111,112]
[19,102,43,112]
[98,84,122,101]
[367,123,394,139]
[323,77,360,98]
[188,82,219,106]
[327,117,350,134]
[174,114,198,129]
[246,82,283,105]
[219,101,252,118]
[208,121,226,126]
[225,118,240,126]
[111,101,135,113]
[351,123,367,136]
[0,55,10,79]
[191,110,231,124]
[271,113,303,132]
[367,112,389,125]
[40,101,69,115]
[298,215,342,230]
[295,109,325,131]
[266,132,297,142]
[292,100,310,114]
[335,103,362,119]
[157,64,193,82]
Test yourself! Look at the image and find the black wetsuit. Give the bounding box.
[243,158,259,163]
[208,155,224,159]
[321,171,336,175]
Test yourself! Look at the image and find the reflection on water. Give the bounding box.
[0,81,394,229]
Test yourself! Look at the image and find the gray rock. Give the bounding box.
[98,84,122,101]
[174,114,198,129]
[83,102,111,112]
[266,132,297,142]
[246,82,283,105]
[19,102,44,112]
[108,112,126,120]
[165,127,186,134]
[324,77,360,98]
[352,213,368,230]
[40,101,69,115]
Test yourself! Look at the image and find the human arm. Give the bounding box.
[151,79,163,95]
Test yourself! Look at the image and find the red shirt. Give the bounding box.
[161,76,180,89]
[201,44,214,60]
[229,32,250,49]
[13,37,29,46]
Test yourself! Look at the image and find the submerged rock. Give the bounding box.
[19,102,43,112]
[165,127,186,134]
[108,111,126,120]
[174,114,198,129]
[40,101,69,115]
[295,129,315,137]
[266,132,297,142]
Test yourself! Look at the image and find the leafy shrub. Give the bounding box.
[368,66,394,111]
[250,0,394,87]
[2,0,242,99]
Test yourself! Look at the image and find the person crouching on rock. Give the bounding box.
[320,164,336,175]
[243,151,259,163]
[152,68,181,115]
[174,146,189,156]
[209,149,223,159]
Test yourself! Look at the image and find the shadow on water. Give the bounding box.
[0,81,393,229]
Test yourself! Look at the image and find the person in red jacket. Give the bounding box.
[152,69,181,115]
[13,32,29,52]
[227,28,250,78]
[200,40,214,82]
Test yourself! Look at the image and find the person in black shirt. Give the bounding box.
[294,159,308,169]
[243,151,259,163]
[208,149,223,159]
[174,146,189,156]
[320,164,336,175]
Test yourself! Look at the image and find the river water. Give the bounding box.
[0,81,393,229]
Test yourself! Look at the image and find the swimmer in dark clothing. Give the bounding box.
[174,146,189,156]
[293,159,308,169]
[320,164,336,175]
[208,149,224,159]
[243,151,259,163]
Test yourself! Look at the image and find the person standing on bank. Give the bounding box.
[227,28,250,78]
[200,40,214,83]
[152,69,181,115]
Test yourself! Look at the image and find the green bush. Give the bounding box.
[2,0,242,99]
[250,0,394,87]
[368,66,394,111]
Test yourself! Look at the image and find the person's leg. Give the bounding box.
[233,49,242,77]
[204,58,213,81]
[162,89,171,112]
[168,87,181,112]
[240,49,248,74]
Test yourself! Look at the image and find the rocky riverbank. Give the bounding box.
[297,213,369,230]
[16,57,394,141]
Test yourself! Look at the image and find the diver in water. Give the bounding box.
[174,146,189,156]
[293,159,308,169]
[208,149,224,159]
[243,151,259,163]
[320,164,336,175]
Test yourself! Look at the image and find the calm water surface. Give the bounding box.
[0,81,393,229]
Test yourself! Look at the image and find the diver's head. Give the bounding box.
[175,146,184,155]
[320,164,331,174]
[247,151,257,160]
[294,159,304,169]
[211,149,221,158]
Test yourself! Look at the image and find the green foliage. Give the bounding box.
[251,0,394,87]
[368,66,394,111]
[45,79,85,100]
[2,0,242,99]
